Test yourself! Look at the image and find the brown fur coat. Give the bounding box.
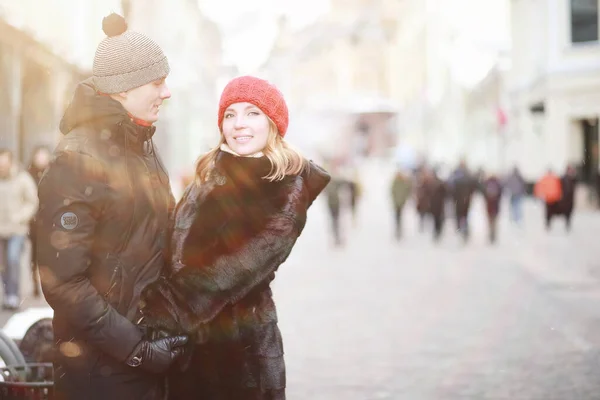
[140,151,329,398]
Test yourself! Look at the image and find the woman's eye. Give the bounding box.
[248,111,259,116]
[224,113,234,119]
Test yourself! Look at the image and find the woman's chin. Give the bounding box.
[230,144,258,156]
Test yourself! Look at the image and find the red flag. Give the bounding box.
[497,107,507,128]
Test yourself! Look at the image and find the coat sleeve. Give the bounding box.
[37,152,142,362]
[141,190,306,334]
[141,164,331,334]
[16,171,39,225]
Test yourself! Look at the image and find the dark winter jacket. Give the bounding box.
[482,177,503,216]
[36,79,174,396]
[449,168,477,217]
[559,174,577,214]
[426,176,447,216]
[140,151,330,399]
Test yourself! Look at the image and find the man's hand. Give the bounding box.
[126,335,188,374]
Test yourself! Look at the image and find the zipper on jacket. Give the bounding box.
[103,255,120,299]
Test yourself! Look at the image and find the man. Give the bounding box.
[390,167,413,239]
[427,169,447,242]
[559,164,577,231]
[37,14,186,399]
[448,160,477,242]
[0,148,38,310]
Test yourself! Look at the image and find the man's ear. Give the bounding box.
[109,92,127,103]
[111,91,128,101]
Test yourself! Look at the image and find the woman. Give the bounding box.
[139,76,330,399]
[504,166,526,226]
[481,172,503,243]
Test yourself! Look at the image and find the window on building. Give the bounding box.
[571,0,599,43]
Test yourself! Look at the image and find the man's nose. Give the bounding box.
[161,84,171,100]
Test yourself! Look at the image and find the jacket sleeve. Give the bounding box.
[16,171,38,224]
[37,152,142,362]
[141,163,331,334]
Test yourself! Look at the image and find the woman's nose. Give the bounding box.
[233,116,246,129]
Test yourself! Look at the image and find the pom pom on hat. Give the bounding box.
[102,13,128,37]
[218,76,289,137]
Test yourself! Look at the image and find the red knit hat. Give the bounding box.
[218,76,289,137]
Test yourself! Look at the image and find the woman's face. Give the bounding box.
[222,102,270,156]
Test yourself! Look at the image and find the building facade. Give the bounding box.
[507,0,600,190]
[259,0,401,159]
[0,1,112,163]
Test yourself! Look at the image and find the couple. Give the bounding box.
[36,14,330,400]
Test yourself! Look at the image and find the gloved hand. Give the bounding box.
[126,335,188,374]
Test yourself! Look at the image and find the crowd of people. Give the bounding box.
[390,160,580,244]
[320,156,585,247]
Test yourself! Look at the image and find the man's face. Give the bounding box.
[0,153,12,175]
[119,77,171,123]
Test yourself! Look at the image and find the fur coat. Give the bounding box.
[140,150,330,399]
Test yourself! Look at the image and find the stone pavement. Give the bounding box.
[277,160,600,399]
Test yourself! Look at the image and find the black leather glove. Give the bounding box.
[126,335,188,374]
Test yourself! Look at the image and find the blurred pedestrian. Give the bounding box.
[481,172,503,243]
[534,168,563,230]
[427,170,447,242]
[559,164,577,231]
[27,145,51,297]
[596,166,600,209]
[326,177,345,246]
[448,160,477,242]
[504,166,526,226]
[348,173,361,225]
[390,167,413,239]
[0,148,38,310]
[36,14,186,399]
[415,167,431,232]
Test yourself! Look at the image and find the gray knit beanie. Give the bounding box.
[92,13,170,94]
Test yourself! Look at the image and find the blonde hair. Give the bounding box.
[195,119,307,183]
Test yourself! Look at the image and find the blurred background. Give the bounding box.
[2,0,600,398]
[0,0,598,197]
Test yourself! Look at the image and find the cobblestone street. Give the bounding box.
[277,161,600,400]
